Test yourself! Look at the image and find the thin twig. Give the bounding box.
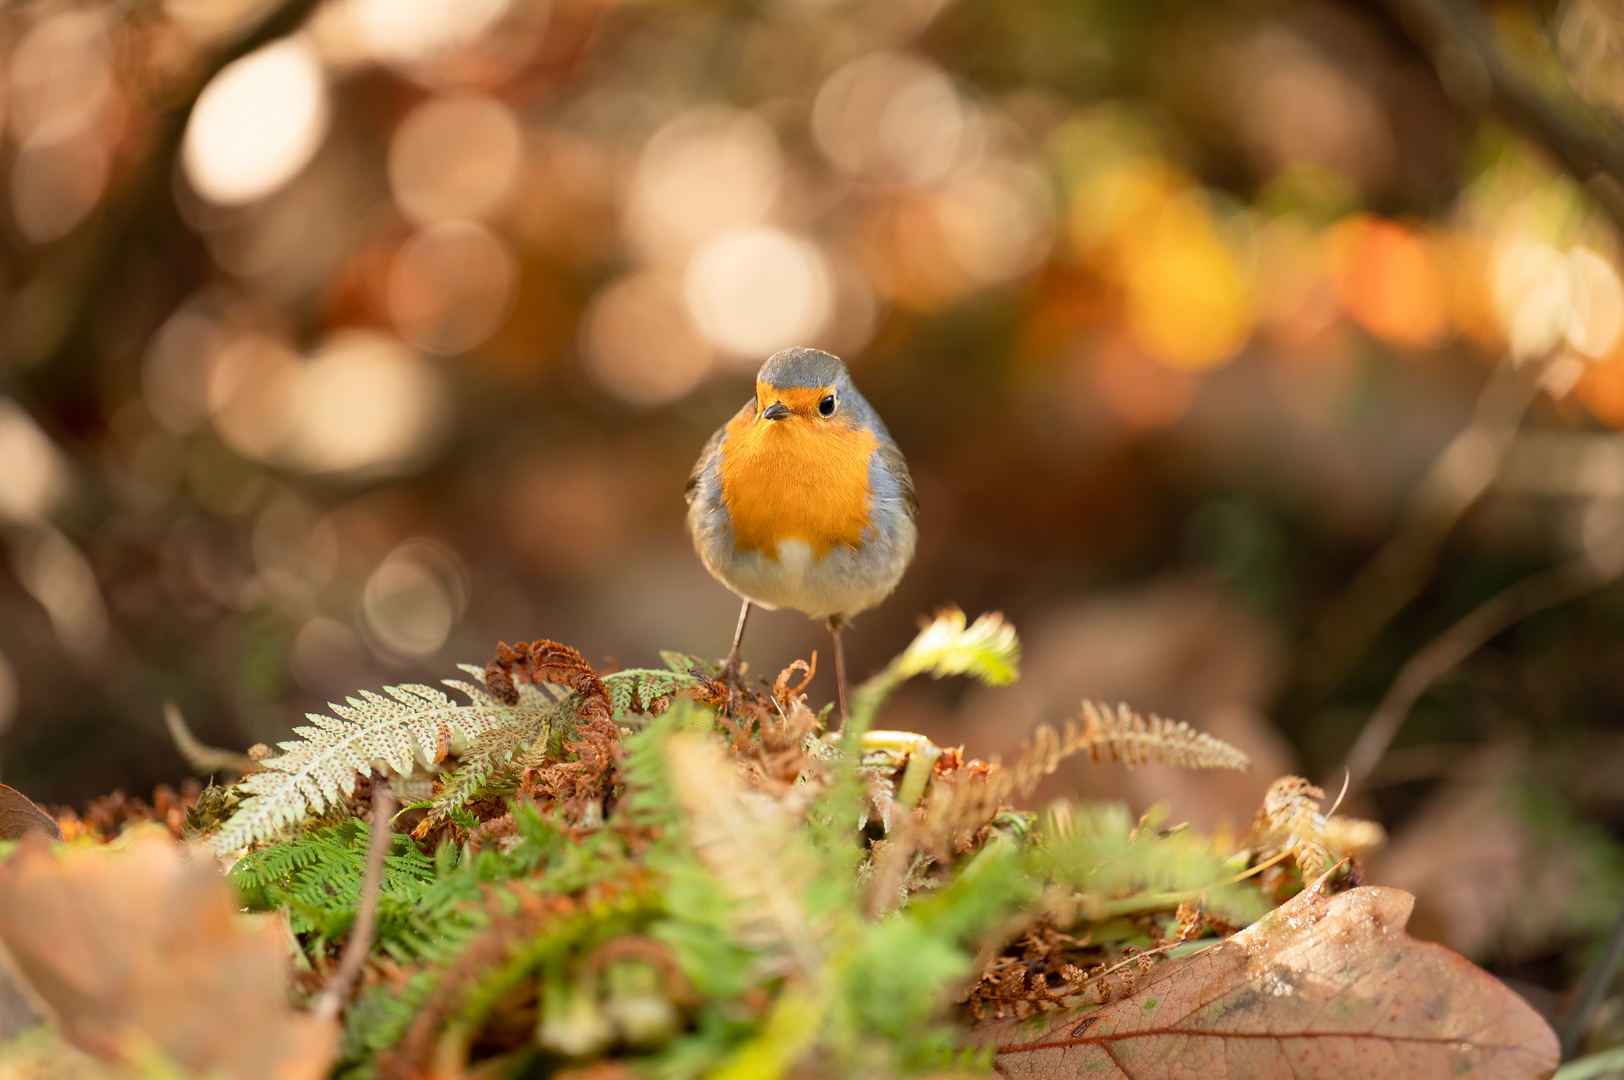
[1340,555,1613,794]
[1306,358,1542,688]
[1562,897,1624,1060]
[315,770,396,1023]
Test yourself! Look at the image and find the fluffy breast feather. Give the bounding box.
[719,412,877,560]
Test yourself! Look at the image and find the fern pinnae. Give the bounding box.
[422,711,555,833]
[602,668,704,721]
[1069,701,1250,773]
[210,676,558,855]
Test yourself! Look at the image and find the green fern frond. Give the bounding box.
[423,709,556,831]
[602,667,704,721]
[661,650,715,676]
[209,677,558,854]
[849,609,1021,732]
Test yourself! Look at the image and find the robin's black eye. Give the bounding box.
[818,395,836,416]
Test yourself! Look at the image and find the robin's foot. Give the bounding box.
[719,650,745,714]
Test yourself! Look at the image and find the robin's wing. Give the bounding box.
[876,439,918,520]
[684,426,724,505]
[685,398,755,505]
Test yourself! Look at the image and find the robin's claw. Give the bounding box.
[719,652,745,716]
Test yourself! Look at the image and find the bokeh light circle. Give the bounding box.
[936,159,1054,285]
[1565,247,1624,359]
[351,0,512,68]
[388,94,522,225]
[812,52,970,185]
[182,36,331,205]
[0,399,69,524]
[288,331,451,476]
[11,131,108,243]
[361,539,468,659]
[387,221,519,355]
[627,106,783,262]
[8,10,111,145]
[206,332,304,459]
[583,272,713,406]
[683,226,832,359]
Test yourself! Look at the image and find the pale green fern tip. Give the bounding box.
[897,608,1020,687]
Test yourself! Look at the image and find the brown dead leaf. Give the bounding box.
[0,785,61,843]
[977,879,1557,1079]
[0,834,336,1080]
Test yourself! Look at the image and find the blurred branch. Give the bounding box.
[1376,0,1624,233]
[164,700,258,777]
[1339,552,1616,794]
[1305,357,1542,688]
[5,0,326,395]
[315,769,395,1023]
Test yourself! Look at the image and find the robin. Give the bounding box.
[685,347,917,718]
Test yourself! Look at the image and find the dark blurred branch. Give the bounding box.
[1377,0,1624,233]
[1339,552,1616,794]
[6,0,326,394]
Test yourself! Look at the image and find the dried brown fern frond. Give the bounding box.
[1244,776,1386,890]
[1067,701,1251,775]
[908,703,1249,863]
[1322,813,1386,860]
[1251,775,1329,879]
[484,639,611,719]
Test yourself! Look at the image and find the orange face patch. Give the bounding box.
[720,384,875,559]
[755,384,830,417]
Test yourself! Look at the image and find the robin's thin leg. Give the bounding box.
[722,599,751,708]
[828,615,849,724]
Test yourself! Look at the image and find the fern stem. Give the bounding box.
[316,770,396,1022]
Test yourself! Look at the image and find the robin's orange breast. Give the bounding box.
[719,406,877,561]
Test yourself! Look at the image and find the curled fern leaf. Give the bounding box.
[210,678,556,855]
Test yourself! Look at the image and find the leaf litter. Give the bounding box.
[979,873,1558,1079]
[0,609,1563,1079]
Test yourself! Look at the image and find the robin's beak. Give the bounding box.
[762,401,793,421]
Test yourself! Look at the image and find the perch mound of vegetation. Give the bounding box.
[7,610,1414,1079]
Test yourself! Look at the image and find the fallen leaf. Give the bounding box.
[977,880,1558,1079]
[0,833,335,1080]
[0,785,61,843]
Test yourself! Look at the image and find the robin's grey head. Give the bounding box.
[757,348,851,392]
[753,348,859,424]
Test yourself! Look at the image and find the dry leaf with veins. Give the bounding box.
[977,876,1558,1079]
[0,834,336,1080]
